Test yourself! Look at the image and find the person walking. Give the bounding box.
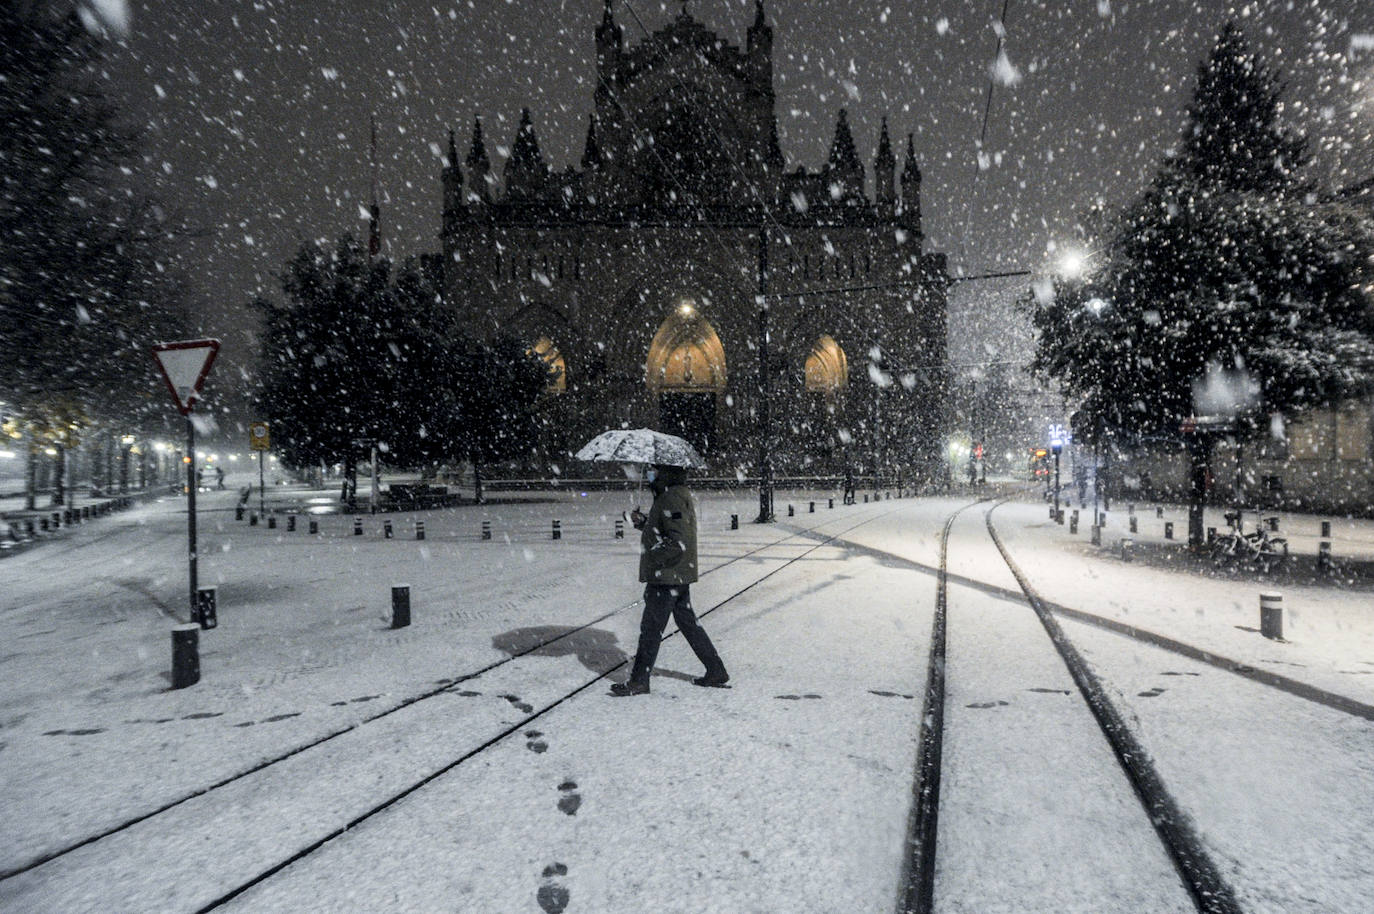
[610,463,728,696]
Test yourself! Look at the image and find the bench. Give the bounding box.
[384,484,454,509]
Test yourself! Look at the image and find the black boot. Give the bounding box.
[693,667,729,688]
[610,679,650,696]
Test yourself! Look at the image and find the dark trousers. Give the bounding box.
[630,584,723,684]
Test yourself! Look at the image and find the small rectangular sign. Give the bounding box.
[249,422,271,451]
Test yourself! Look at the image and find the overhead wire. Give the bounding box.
[956,0,1014,276]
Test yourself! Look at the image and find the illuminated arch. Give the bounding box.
[530,336,566,393]
[645,298,727,393]
[804,335,849,394]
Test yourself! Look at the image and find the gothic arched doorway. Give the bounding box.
[646,298,726,454]
[804,335,849,397]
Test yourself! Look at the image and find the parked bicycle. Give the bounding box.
[1210,509,1288,574]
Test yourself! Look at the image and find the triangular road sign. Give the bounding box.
[152,339,221,415]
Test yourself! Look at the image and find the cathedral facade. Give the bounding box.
[439,1,949,482]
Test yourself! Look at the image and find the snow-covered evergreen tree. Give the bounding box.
[1029,23,1374,546]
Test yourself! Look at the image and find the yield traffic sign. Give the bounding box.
[152,339,221,415]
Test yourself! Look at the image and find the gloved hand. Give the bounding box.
[629,507,647,530]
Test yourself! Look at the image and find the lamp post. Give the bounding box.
[755,222,774,524]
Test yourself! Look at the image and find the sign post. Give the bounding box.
[249,422,270,517]
[152,340,221,622]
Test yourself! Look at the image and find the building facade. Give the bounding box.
[439,1,948,481]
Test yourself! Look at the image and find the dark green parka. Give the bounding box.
[638,465,698,585]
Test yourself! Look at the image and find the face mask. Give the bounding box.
[646,468,657,483]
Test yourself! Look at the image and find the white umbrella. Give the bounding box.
[574,428,706,469]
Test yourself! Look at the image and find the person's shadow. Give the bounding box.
[491,626,628,676]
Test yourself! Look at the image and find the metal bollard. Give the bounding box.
[864,494,869,503]
[1318,541,1332,573]
[614,518,624,539]
[1120,538,1134,562]
[415,521,425,541]
[1049,504,1056,520]
[788,504,794,517]
[1091,525,1102,546]
[886,492,891,500]
[40,517,50,532]
[1164,521,1174,540]
[809,501,815,513]
[52,512,61,528]
[353,516,363,536]
[1056,509,1064,525]
[171,624,200,689]
[552,519,561,540]
[1259,592,1283,640]
[1320,520,1331,538]
[1267,515,1279,532]
[1129,516,1138,534]
[1069,512,1079,535]
[391,585,411,629]
[481,520,491,540]
[1128,503,1135,516]
[1156,506,1164,518]
[196,586,217,630]
[384,519,393,539]
[267,514,277,530]
[236,505,245,521]
[828,498,834,509]
[309,519,319,535]
[730,514,738,530]
[287,515,297,532]
[249,512,259,526]
[1098,512,1107,527]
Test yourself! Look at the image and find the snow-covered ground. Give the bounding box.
[1,486,1371,912]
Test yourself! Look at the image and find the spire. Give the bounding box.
[826,109,865,204]
[442,127,464,220]
[874,117,895,206]
[746,0,773,86]
[505,108,549,201]
[900,133,922,236]
[465,115,492,204]
[827,109,861,172]
[597,0,622,49]
[581,114,603,170]
[368,115,381,258]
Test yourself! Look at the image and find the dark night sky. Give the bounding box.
[98,0,1373,427]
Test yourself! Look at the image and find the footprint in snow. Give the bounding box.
[965,700,1009,709]
[503,693,534,714]
[1026,688,1070,695]
[557,780,581,816]
[537,863,570,914]
[1137,687,1167,698]
[526,729,548,754]
[869,690,916,699]
[1160,671,1201,677]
